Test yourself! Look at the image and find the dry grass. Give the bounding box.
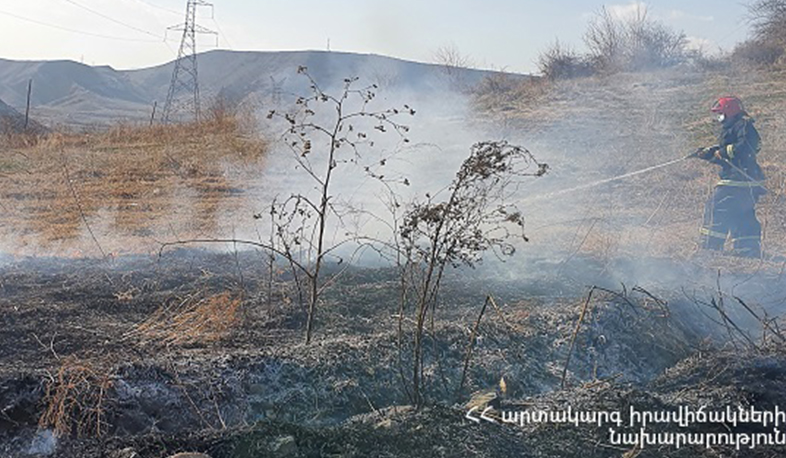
[0,130,44,149]
[472,75,551,115]
[39,356,114,437]
[0,109,269,255]
[131,292,242,347]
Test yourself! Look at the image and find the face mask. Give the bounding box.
[717,114,725,123]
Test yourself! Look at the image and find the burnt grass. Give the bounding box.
[1,249,786,457]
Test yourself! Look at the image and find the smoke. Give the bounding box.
[251,67,494,266]
[23,428,56,456]
[4,60,784,324]
[475,69,786,323]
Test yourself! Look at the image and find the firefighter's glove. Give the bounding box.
[695,146,719,160]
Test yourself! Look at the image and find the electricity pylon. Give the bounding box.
[162,0,217,123]
[270,76,287,107]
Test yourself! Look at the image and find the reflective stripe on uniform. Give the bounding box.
[731,236,761,242]
[716,179,766,188]
[700,227,727,239]
[726,144,735,159]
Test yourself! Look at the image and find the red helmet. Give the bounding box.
[711,97,744,118]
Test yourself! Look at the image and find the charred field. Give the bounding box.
[2,64,786,458]
[1,249,786,458]
[0,250,786,457]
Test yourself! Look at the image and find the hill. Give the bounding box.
[0,50,522,128]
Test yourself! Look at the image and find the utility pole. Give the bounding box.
[24,79,32,131]
[150,101,157,126]
[161,0,217,124]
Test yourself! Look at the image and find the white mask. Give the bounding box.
[717,114,725,123]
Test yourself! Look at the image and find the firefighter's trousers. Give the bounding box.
[700,184,763,258]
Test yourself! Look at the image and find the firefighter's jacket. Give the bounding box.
[699,114,766,193]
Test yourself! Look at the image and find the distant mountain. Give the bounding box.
[125,50,519,103]
[0,50,526,128]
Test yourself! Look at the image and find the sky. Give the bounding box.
[0,0,753,74]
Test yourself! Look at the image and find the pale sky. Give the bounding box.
[0,0,752,73]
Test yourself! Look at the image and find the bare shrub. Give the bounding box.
[396,141,548,405]
[533,5,688,79]
[538,40,595,80]
[732,39,785,67]
[748,0,786,48]
[433,43,475,91]
[433,43,474,74]
[584,6,625,72]
[584,5,687,73]
[266,67,415,344]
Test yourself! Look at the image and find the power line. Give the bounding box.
[163,39,178,56]
[60,0,164,39]
[133,0,183,16]
[0,8,163,43]
[212,16,233,49]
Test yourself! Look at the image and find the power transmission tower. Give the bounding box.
[162,0,217,123]
[270,76,286,108]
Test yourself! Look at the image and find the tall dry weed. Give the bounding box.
[39,356,114,437]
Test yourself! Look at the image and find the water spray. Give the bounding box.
[522,155,692,204]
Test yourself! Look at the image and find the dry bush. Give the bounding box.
[265,67,415,344]
[472,76,550,115]
[584,5,687,73]
[538,41,595,80]
[749,0,786,49]
[732,40,785,67]
[473,72,520,96]
[39,356,114,437]
[397,141,548,405]
[131,292,241,347]
[433,43,475,91]
[433,43,474,74]
[532,5,688,79]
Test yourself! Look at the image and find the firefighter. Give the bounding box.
[692,96,766,258]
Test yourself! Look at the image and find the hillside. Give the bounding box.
[0,97,45,134]
[0,50,520,128]
[0,98,24,132]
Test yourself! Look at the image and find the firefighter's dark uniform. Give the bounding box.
[697,113,766,257]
